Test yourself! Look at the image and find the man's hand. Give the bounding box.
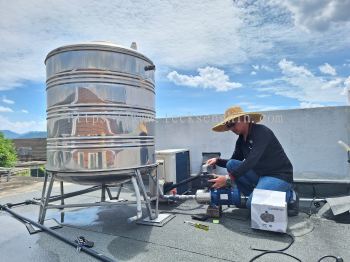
[208,175,226,189]
[206,158,217,166]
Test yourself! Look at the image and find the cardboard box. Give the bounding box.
[251,189,288,233]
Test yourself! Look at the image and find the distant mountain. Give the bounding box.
[0,130,20,139]
[0,130,47,139]
[19,131,47,139]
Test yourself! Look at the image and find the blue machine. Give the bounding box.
[210,187,244,208]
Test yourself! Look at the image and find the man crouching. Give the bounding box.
[207,105,298,215]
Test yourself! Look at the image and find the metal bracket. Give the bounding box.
[37,167,169,226]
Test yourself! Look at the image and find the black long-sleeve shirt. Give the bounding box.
[216,124,293,183]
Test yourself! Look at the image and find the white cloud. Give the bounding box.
[2,96,15,104]
[260,65,274,72]
[0,106,13,112]
[344,76,350,104]
[256,94,271,98]
[1,0,350,92]
[300,102,324,108]
[278,59,313,77]
[21,109,29,114]
[251,71,257,75]
[277,0,350,31]
[239,101,285,112]
[252,64,274,72]
[167,67,242,92]
[257,58,348,104]
[0,0,248,91]
[319,63,337,76]
[0,115,45,133]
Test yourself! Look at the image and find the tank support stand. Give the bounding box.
[37,166,173,226]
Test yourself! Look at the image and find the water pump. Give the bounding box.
[162,164,247,217]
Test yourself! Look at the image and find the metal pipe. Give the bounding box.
[4,200,36,208]
[45,201,135,209]
[127,176,142,223]
[0,204,116,262]
[299,197,326,202]
[34,185,102,202]
[161,194,196,201]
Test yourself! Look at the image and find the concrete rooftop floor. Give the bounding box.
[1,177,350,262]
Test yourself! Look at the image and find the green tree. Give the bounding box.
[0,132,17,167]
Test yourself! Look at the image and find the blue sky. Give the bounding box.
[0,0,349,133]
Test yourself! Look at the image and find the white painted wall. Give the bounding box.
[155,106,350,182]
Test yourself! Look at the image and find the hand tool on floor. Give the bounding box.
[184,220,209,231]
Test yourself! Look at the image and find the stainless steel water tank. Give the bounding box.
[45,42,156,185]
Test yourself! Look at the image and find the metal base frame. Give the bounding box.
[38,167,164,225]
[26,218,62,234]
[136,213,175,227]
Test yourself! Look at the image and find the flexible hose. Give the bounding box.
[249,251,302,262]
[0,204,116,262]
[251,232,295,252]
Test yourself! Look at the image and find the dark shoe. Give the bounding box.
[288,190,299,217]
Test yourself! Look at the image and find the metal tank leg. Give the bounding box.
[60,181,65,223]
[38,172,55,224]
[135,169,156,220]
[38,171,49,223]
[101,184,106,202]
[127,176,143,223]
[105,183,124,200]
[136,167,174,226]
[60,181,64,206]
[154,167,159,217]
[116,184,123,200]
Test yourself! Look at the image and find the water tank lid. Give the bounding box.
[45,41,153,64]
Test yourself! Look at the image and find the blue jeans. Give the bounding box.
[226,159,293,209]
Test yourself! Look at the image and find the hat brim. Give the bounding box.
[212,113,263,132]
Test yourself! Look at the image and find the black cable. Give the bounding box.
[317,255,343,262]
[249,251,302,262]
[249,232,301,261]
[0,204,116,262]
[250,232,294,252]
[163,173,211,193]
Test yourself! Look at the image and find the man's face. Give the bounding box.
[229,121,248,135]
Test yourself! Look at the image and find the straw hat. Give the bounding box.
[212,106,263,132]
[139,122,148,134]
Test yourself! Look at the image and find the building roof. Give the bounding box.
[0,178,349,262]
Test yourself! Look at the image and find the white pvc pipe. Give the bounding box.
[127,176,142,223]
[338,140,350,151]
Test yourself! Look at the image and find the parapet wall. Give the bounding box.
[155,106,350,182]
